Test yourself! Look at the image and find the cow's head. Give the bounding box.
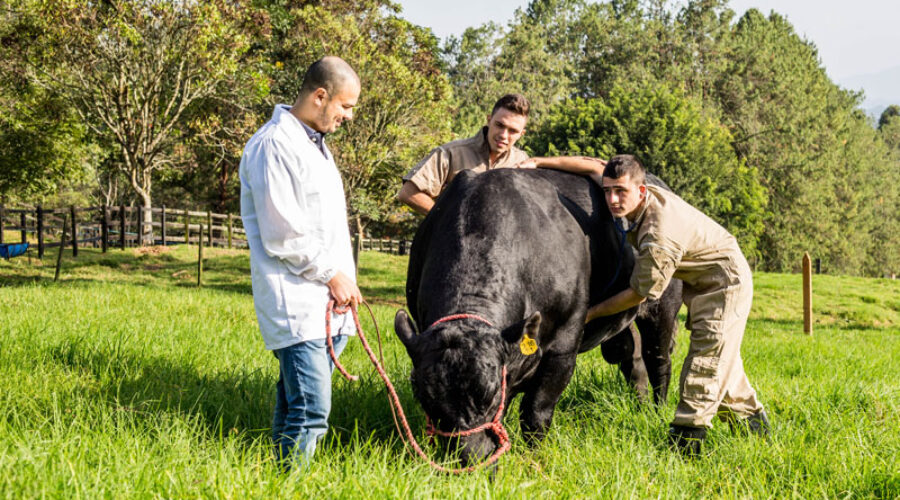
[394,309,541,465]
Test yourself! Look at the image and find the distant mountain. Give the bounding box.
[837,65,900,119]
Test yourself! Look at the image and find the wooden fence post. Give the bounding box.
[184,209,190,244]
[101,206,109,253]
[20,212,26,244]
[70,205,78,257]
[137,207,144,247]
[227,213,233,249]
[0,204,4,245]
[54,214,68,281]
[207,211,212,247]
[197,224,204,287]
[161,206,167,246]
[119,205,126,249]
[803,252,813,335]
[36,205,44,259]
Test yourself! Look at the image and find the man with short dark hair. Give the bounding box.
[543,154,769,456]
[239,56,363,469]
[397,93,533,214]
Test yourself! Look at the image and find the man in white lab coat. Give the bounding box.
[239,56,363,469]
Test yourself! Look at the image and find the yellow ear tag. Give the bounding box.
[519,334,538,356]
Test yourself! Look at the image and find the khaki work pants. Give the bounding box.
[673,256,764,428]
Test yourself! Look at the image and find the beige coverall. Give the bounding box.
[627,185,765,428]
[402,127,530,198]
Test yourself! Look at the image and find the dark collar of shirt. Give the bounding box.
[299,120,329,159]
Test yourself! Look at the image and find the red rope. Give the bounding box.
[326,300,511,474]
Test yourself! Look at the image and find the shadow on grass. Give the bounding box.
[0,249,254,296]
[44,337,421,454]
[746,317,890,332]
[2,248,407,304]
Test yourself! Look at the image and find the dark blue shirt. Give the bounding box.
[299,120,329,159]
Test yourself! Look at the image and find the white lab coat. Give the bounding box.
[239,105,356,350]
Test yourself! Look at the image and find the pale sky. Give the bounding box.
[396,0,900,108]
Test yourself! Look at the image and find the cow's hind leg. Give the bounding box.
[600,326,650,402]
[519,353,577,444]
[635,280,682,404]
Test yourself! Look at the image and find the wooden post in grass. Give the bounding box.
[101,206,109,253]
[55,214,68,282]
[119,205,126,249]
[136,206,143,247]
[803,252,812,335]
[20,211,26,244]
[184,209,190,244]
[0,204,4,245]
[70,206,78,257]
[197,223,204,287]
[207,211,213,247]
[36,205,44,259]
[161,206,167,246]
[227,213,233,249]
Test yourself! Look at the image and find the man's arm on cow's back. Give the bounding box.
[518,156,607,176]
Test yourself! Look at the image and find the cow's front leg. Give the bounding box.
[519,353,576,444]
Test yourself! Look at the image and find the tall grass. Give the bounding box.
[1,246,898,498]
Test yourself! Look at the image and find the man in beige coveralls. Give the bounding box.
[397,94,532,214]
[543,154,770,456]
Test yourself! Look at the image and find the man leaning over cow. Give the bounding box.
[534,154,770,457]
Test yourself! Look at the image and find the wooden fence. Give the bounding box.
[0,204,415,259]
[0,205,247,259]
[358,237,411,256]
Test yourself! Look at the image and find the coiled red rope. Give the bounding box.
[326,300,511,474]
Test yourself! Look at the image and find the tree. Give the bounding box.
[19,0,266,242]
[442,0,583,136]
[878,105,900,130]
[712,9,883,273]
[872,112,900,276]
[0,3,95,201]
[260,1,454,238]
[527,84,766,258]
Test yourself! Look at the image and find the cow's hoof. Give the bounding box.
[667,424,707,458]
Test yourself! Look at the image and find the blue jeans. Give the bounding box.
[272,335,348,469]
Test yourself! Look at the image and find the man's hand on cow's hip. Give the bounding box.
[328,271,363,307]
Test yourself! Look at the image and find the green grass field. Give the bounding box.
[1,246,898,498]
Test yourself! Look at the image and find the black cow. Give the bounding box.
[394,168,682,464]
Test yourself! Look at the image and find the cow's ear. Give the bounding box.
[509,312,542,357]
[522,312,541,340]
[394,309,419,355]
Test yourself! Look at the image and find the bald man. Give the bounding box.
[240,56,363,470]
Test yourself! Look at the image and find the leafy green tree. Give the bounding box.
[16,0,265,242]
[0,3,95,201]
[712,9,882,273]
[527,84,766,258]
[442,0,583,136]
[260,0,454,237]
[879,105,900,130]
[872,112,900,276]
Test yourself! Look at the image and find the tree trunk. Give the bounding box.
[127,169,154,246]
[140,193,153,246]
